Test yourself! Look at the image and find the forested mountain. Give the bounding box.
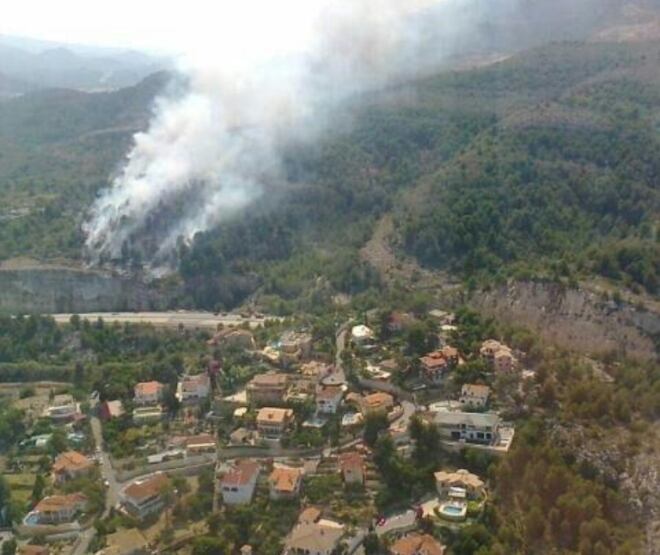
[0,39,659,310]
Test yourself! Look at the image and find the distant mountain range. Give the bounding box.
[0,35,169,97]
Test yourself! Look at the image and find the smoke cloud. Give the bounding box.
[83,0,515,271]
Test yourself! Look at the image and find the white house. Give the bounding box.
[120,473,170,521]
[351,325,375,345]
[44,394,80,422]
[315,385,344,415]
[434,411,500,445]
[176,373,211,403]
[218,460,260,505]
[459,384,490,409]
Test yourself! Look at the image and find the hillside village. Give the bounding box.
[0,306,535,555]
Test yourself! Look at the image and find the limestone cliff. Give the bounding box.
[0,259,167,314]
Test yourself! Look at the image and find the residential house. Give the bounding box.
[184,433,216,455]
[268,466,303,500]
[390,533,446,555]
[420,346,460,386]
[133,381,164,406]
[434,469,485,499]
[132,405,164,425]
[315,385,344,415]
[361,392,394,415]
[284,509,345,555]
[99,400,125,421]
[120,472,170,521]
[218,460,260,505]
[480,340,517,372]
[247,373,289,405]
[52,451,94,484]
[365,361,393,382]
[176,373,211,403]
[208,328,256,350]
[45,394,79,422]
[256,407,294,439]
[351,325,375,346]
[386,312,417,333]
[26,493,87,525]
[338,452,366,486]
[433,411,500,445]
[229,427,255,446]
[280,331,313,364]
[459,384,490,409]
[300,361,334,383]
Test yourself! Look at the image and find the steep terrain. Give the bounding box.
[0,8,659,347]
[0,258,171,313]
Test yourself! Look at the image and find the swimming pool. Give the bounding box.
[23,512,41,525]
[438,502,467,522]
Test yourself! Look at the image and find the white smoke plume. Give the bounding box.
[83,0,509,271]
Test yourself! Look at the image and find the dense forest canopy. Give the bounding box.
[0,42,659,308]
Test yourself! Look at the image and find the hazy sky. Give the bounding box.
[2,0,439,57]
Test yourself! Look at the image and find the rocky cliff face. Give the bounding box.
[470,280,660,362]
[0,261,168,313]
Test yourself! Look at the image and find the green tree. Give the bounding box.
[31,474,46,505]
[363,412,389,447]
[1,538,17,555]
[192,536,229,555]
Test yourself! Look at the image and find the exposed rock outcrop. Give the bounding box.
[0,259,169,314]
[470,280,659,362]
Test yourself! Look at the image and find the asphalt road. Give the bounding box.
[69,415,120,555]
[49,311,281,331]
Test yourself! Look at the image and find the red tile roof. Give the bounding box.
[269,467,302,493]
[221,460,260,487]
[390,534,445,555]
[123,473,169,502]
[52,451,93,474]
[134,381,164,396]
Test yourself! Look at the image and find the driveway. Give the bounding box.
[375,509,417,537]
[69,415,119,555]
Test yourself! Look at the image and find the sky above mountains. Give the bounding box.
[3,0,438,57]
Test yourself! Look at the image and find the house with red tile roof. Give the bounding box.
[120,472,170,521]
[99,400,125,421]
[52,451,94,484]
[184,433,216,455]
[218,460,260,505]
[268,466,303,500]
[390,533,445,555]
[26,493,88,525]
[133,381,164,405]
[338,452,365,486]
[256,407,294,439]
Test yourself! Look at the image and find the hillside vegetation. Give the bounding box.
[0,42,659,310]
